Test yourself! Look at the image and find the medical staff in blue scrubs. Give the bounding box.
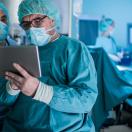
[0,3,16,46]
[0,3,10,46]
[96,16,117,54]
[0,2,17,131]
[0,0,98,131]
[95,16,124,62]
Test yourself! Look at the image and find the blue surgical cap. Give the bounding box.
[18,0,61,28]
[99,17,114,32]
[0,2,9,24]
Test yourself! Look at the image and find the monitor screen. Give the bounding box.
[127,23,132,46]
[78,19,99,45]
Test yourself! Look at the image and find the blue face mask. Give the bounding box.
[0,21,9,42]
[26,27,54,46]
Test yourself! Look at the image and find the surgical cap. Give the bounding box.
[99,17,114,32]
[18,0,61,28]
[0,2,9,24]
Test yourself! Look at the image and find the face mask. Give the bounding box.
[0,21,9,42]
[109,30,114,36]
[26,27,55,46]
[108,26,114,36]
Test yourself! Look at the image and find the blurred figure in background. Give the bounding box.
[96,16,117,54]
[9,23,26,45]
[0,3,16,46]
[0,2,9,46]
[95,16,123,62]
[0,2,14,131]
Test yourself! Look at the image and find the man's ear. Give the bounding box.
[50,19,55,26]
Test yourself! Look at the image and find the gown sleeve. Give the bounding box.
[0,78,19,106]
[49,42,98,113]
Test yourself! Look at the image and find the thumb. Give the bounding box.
[9,81,20,90]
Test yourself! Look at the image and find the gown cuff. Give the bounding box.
[6,81,20,96]
[33,81,53,104]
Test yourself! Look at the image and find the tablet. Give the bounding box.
[0,46,41,77]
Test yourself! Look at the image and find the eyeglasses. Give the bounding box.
[0,15,8,24]
[20,16,47,30]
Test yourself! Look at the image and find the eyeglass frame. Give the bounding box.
[20,15,48,30]
[0,15,8,24]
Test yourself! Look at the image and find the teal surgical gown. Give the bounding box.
[0,35,97,132]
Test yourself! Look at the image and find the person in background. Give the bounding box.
[95,16,123,62]
[0,2,10,47]
[0,3,16,46]
[96,16,116,54]
[0,0,98,132]
[9,23,27,45]
[0,2,16,131]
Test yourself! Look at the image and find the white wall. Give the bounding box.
[1,0,22,24]
[53,0,70,35]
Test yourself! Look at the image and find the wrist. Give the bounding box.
[32,79,40,97]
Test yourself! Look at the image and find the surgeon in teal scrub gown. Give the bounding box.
[0,0,98,131]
